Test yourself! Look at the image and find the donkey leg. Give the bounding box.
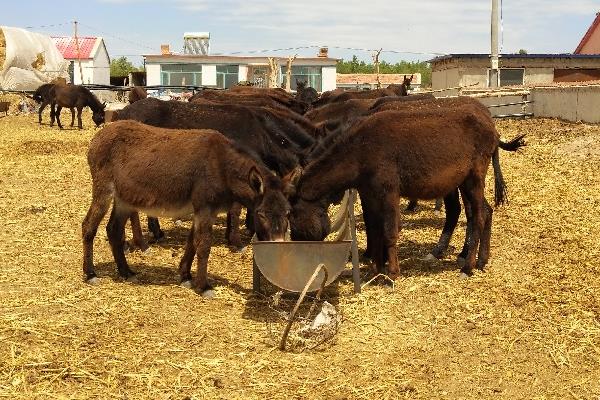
[459,179,486,277]
[405,198,418,212]
[49,103,56,126]
[129,211,149,252]
[82,186,112,282]
[359,190,380,266]
[38,101,46,124]
[430,190,461,259]
[226,203,243,250]
[381,192,400,279]
[147,216,164,241]
[106,204,135,279]
[77,107,83,129]
[178,224,197,285]
[476,198,493,270]
[191,210,216,296]
[70,108,75,127]
[55,105,63,129]
[458,191,473,266]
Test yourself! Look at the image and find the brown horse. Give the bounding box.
[82,120,292,295]
[289,104,511,278]
[49,84,105,129]
[32,83,75,126]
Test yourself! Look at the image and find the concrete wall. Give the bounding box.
[432,69,460,90]
[523,68,554,86]
[459,68,487,88]
[532,85,600,123]
[476,94,532,117]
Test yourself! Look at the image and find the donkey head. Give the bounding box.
[250,167,291,242]
[92,102,107,127]
[283,167,332,241]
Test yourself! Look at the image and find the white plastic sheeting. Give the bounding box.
[0,26,69,90]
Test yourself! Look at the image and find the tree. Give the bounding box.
[110,56,141,77]
[518,49,528,54]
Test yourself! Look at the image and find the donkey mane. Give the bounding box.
[82,87,104,111]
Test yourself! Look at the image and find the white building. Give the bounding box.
[51,36,110,85]
[143,41,338,92]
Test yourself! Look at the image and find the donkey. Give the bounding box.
[295,80,319,107]
[49,84,105,129]
[288,105,513,278]
[111,98,313,250]
[82,120,292,296]
[128,86,147,104]
[32,83,75,126]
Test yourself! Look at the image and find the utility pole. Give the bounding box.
[489,0,499,88]
[73,20,84,84]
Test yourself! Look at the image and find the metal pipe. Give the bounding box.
[490,0,499,88]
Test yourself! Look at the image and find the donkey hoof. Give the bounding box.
[200,289,216,299]
[126,275,139,283]
[87,276,101,285]
[232,246,247,254]
[180,280,193,289]
[174,219,183,227]
[457,257,466,268]
[142,247,152,255]
[459,272,470,280]
[422,253,438,262]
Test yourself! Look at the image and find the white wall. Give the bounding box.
[321,66,336,92]
[92,44,110,85]
[532,85,600,123]
[145,64,161,86]
[238,65,248,82]
[202,64,217,86]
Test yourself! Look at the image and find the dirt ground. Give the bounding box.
[0,110,599,399]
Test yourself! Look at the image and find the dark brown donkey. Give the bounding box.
[49,84,105,129]
[289,105,508,278]
[82,120,291,296]
[32,83,75,126]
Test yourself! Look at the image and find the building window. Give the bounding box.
[216,65,239,89]
[499,68,524,86]
[160,64,202,86]
[281,66,322,91]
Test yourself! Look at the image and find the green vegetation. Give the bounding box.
[336,55,432,87]
[110,56,142,77]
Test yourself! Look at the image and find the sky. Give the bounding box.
[3,0,599,66]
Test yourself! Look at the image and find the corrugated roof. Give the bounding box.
[575,12,600,54]
[430,53,600,63]
[51,36,99,59]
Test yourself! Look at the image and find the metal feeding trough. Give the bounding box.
[252,190,361,294]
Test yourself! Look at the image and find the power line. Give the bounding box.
[77,22,156,51]
[24,21,71,30]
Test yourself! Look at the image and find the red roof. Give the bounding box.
[51,36,99,59]
[575,12,600,54]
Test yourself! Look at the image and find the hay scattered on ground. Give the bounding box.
[0,112,599,399]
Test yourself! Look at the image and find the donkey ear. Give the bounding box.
[283,166,302,198]
[249,167,264,196]
[287,166,303,186]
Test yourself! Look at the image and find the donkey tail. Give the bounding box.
[492,147,508,207]
[493,134,525,207]
[499,133,526,152]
